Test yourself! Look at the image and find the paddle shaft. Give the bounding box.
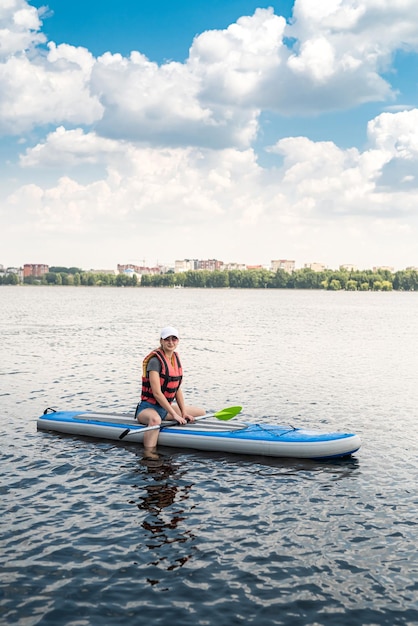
[138,411,216,434]
[119,405,242,440]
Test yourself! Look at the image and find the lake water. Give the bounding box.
[1,286,417,625]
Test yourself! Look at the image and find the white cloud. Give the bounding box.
[189,9,287,103]
[5,143,417,269]
[365,109,418,189]
[287,37,336,82]
[20,126,127,167]
[290,0,418,51]
[282,0,418,111]
[7,109,418,249]
[0,0,45,58]
[0,42,103,134]
[1,1,418,270]
[2,2,418,141]
[368,109,418,157]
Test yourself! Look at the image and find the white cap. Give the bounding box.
[160,326,179,339]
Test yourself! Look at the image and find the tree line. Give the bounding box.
[21,267,138,287]
[2,266,417,290]
[141,267,418,290]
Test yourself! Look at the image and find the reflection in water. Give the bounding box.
[129,452,195,584]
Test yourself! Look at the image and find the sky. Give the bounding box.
[1,0,418,271]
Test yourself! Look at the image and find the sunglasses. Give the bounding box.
[162,336,179,342]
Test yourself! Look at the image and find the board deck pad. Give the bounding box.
[66,412,247,432]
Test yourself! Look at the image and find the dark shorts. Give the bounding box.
[135,400,168,420]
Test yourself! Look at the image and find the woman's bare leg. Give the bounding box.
[136,407,161,452]
[186,405,206,418]
[171,404,205,419]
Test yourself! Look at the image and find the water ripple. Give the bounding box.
[1,288,418,625]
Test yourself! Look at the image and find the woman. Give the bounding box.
[135,326,205,454]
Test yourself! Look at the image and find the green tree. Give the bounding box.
[325,271,347,289]
[208,271,229,288]
[292,268,325,289]
[44,272,59,284]
[115,273,138,287]
[160,273,175,287]
[228,270,244,288]
[3,273,19,285]
[328,279,342,291]
[49,266,83,275]
[240,271,257,288]
[393,269,418,291]
[116,273,126,287]
[381,280,393,291]
[174,272,186,287]
[23,275,36,284]
[96,273,108,286]
[184,270,208,288]
[270,269,290,288]
[140,274,151,286]
[376,268,392,281]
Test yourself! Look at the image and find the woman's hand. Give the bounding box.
[171,411,187,424]
[171,411,195,425]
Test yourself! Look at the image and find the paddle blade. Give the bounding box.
[213,405,242,421]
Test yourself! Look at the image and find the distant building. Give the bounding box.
[117,263,161,276]
[197,259,223,271]
[23,264,49,277]
[271,260,295,274]
[0,266,23,281]
[304,262,327,272]
[175,259,199,273]
[373,266,394,273]
[221,262,247,271]
[89,269,117,275]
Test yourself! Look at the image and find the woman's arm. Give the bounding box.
[149,370,186,423]
[174,387,186,415]
[174,388,196,423]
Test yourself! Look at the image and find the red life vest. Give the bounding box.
[141,349,183,405]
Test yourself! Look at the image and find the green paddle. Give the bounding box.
[119,405,242,440]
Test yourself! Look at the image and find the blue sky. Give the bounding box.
[1,0,418,271]
[29,1,295,60]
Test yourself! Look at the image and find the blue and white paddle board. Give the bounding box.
[37,409,361,460]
